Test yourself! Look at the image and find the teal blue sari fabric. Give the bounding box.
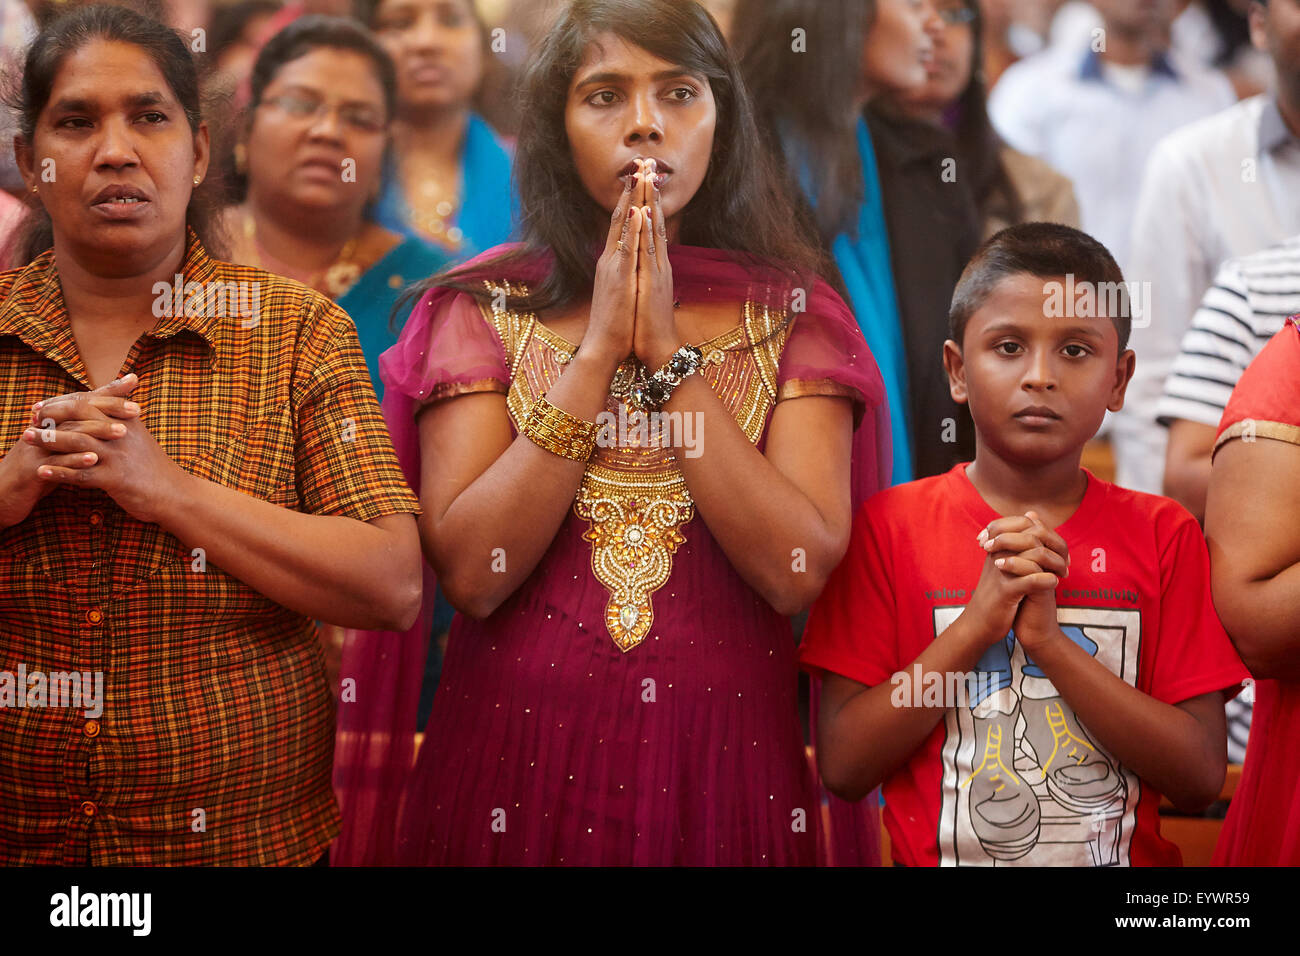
[338,237,447,404]
[833,118,912,485]
[375,112,519,259]
[794,116,913,485]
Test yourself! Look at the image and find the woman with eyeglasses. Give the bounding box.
[883,0,1080,241]
[359,0,519,259]
[221,16,446,699]
[223,16,447,403]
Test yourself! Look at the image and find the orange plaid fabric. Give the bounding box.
[0,229,420,865]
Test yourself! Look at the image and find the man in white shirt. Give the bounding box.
[1115,0,1300,495]
[989,0,1235,268]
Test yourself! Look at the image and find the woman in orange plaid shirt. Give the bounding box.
[0,4,422,865]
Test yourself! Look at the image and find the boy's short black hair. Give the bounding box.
[949,222,1132,353]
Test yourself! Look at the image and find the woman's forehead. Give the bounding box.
[48,39,171,101]
[571,32,694,84]
[266,48,386,96]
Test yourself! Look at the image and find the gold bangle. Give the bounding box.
[522,393,598,461]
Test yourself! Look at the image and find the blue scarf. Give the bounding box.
[792,115,913,485]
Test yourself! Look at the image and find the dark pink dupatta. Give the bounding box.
[332,242,891,865]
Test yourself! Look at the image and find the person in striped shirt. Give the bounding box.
[1159,235,1300,523]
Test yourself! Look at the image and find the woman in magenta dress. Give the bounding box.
[334,0,890,865]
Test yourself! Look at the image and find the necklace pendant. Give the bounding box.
[323,260,362,297]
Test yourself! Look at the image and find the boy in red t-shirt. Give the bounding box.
[800,223,1249,866]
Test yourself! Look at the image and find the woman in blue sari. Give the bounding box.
[735,0,968,486]
[362,0,519,259]
[223,15,447,404]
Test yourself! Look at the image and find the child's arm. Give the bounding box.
[817,540,1063,802]
[1205,435,1300,680]
[995,514,1228,813]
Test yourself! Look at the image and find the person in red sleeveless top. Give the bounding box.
[1207,313,1300,866]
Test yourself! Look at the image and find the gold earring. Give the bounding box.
[30,184,37,194]
[233,142,247,175]
[193,175,201,186]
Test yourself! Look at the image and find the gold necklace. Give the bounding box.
[406,167,463,249]
[243,212,363,299]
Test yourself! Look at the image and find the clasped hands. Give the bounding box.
[967,511,1070,654]
[587,158,683,373]
[12,373,186,525]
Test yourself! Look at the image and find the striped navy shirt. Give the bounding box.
[1157,236,1300,429]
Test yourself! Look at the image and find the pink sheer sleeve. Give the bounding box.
[378,289,510,497]
[332,287,508,866]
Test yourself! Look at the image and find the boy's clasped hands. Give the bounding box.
[967,511,1070,654]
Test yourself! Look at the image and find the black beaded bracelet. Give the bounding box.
[629,344,703,411]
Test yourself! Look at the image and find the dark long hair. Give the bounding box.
[402,0,830,322]
[4,3,224,265]
[948,0,1025,229]
[1204,0,1253,70]
[729,0,872,243]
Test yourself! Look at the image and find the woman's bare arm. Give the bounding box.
[658,378,855,614]
[157,482,421,632]
[417,179,655,617]
[415,348,624,618]
[21,379,423,632]
[1206,435,1300,679]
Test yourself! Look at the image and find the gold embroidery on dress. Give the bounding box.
[478,285,791,651]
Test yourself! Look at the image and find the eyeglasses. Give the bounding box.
[260,94,386,134]
[938,6,977,26]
